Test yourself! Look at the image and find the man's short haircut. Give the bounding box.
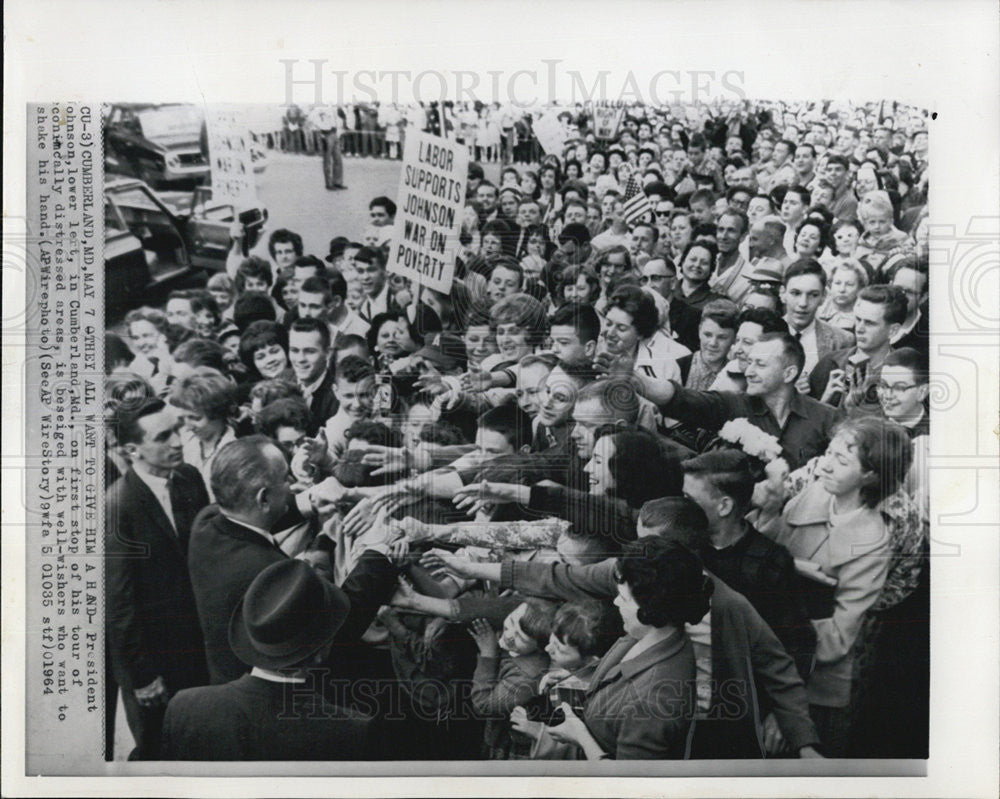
[334,334,370,361]
[116,397,168,447]
[631,221,660,243]
[125,306,169,335]
[325,269,348,300]
[795,142,817,158]
[211,435,283,512]
[636,496,709,550]
[239,320,288,371]
[172,338,227,373]
[883,347,929,384]
[689,188,716,207]
[575,378,639,424]
[757,331,806,379]
[478,402,534,450]
[776,138,796,154]
[289,316,332,351]
[298,275,332,304]
[751,193,774,212]
[235,256,274,291]
[560,180,590,202]
[736,306,787,334]
[607,285,659,339]
[558,221,591,247]
[783,257,828,290]
[825,153,850,169]
[335,354,376,385]
[476,179,498,195]
[857,284,909,326]
[268,228,304,259]
[292,255,325,276]
[688,133,707,150]
[489,293,548,344]
[168,367,236,421]
[369,196,397,216]
[699,298,740,333]
[784,185,812,206]
[354,246,386,268]
[682,449,757,510]
[256,396,313,438]
[719,206,749,234]
[489,257,524,285]
[167,289,194,306]
[232,291,277,332]
[552,600,622,658]
[549,302,602,346]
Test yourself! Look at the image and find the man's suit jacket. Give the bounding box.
[105,465,210,693]
[161,674,377,760]
[188,506,399,684]
[303,368,340,436]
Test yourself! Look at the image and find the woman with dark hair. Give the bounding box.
[756,416,913,756]
[584,428,684,509]
[238,320,291,381]
[366,310,420,371]
[537,163,563,220]
[793,218,830,261]
[519,223,556,283]
[563,159,583,182]
[519,169,541,202]
[544,537,710,759]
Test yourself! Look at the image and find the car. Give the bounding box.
[104,103,211,189]
[105,177,267,312]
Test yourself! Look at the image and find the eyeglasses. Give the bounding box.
[876,382,919,396]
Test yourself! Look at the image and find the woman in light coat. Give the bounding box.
[756,416,912,756]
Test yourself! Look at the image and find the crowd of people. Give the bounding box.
[104,99,931,763]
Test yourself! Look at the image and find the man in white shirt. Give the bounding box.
[781,259,854,391]
[354,246,393,323]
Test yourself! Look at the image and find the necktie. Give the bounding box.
[167,473,193,549]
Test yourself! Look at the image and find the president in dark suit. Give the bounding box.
[161,559,377,760]
[105,398,210,759]
[188,435,399,684]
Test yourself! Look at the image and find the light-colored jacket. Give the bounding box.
[760,481,891,707]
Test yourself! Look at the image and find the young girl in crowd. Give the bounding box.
[817,260,868,333]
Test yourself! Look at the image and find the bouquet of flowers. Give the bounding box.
[715,418,784,464]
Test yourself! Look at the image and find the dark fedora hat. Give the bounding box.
[229,560,351,670]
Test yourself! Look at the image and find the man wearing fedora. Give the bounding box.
[189,435,400,685]
[161,559,376,760]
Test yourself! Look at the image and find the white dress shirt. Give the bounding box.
[132,462,176,532]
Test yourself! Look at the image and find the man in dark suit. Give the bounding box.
[287,316,338,434]
[188,435,399,684]
[161,559,376,760]
[105,398,210,759]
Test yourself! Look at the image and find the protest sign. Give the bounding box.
[532,112,568,155]
[593,106,625,139]
[205,105,258,209]
[387,130,467,293]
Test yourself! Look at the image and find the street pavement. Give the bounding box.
[255,151,403,258]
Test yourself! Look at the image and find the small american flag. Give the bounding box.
[621,175,653,226]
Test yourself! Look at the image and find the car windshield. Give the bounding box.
[136,106,203,140]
